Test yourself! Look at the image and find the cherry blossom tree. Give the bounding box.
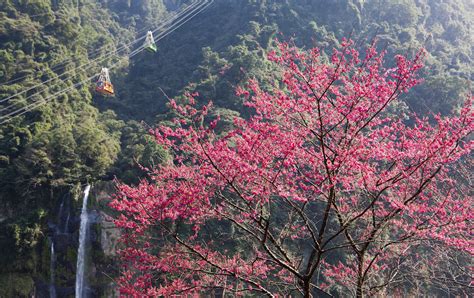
[110,39,473,297]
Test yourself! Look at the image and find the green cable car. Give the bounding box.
[144,31,157,53]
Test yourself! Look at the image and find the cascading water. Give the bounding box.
[49,241,56,298]
[57,200,64,227]
[64,212,70,233]
[56,193,70,234]
[75,185,91,298]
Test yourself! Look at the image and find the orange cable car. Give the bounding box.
[95,67,114,96]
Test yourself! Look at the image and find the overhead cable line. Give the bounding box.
[0,46,145,125]
[1,0,211,121]
[0,0,202,106]
[0,0,201,103]
[0,0,213,124]
[0,1,197,87]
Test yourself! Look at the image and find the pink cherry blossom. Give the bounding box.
[111,40,473,297]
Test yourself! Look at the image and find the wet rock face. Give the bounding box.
[92,182,121,257]
[44,192,82,297]
[88,183,122,297]
[100,212,121,257]
[0,186,120,296]
[37,183,121,298]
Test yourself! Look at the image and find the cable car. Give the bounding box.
[95,67,114,96]
[143,31,157,53]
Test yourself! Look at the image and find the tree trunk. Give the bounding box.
[303,280,311,298]
[356,281,364,298]
[356,255,365,298]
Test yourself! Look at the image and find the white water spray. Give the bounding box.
[57,200,64,225]
[64,212,70,233]
[50,241,56,298]
[75,185,91,298]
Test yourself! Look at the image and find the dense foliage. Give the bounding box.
[0,0,167,294]
[121,0,472,120]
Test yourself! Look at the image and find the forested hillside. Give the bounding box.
[0,0,168,295]
[120,0,472,120]
[0,0,472,296]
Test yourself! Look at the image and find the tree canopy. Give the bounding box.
[111,40,473,296]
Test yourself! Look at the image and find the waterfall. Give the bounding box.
[50,241,56,298]
[57,200,64,226]
[75,185,91,298]
[64,212,70,234]
[57,193,71,234]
